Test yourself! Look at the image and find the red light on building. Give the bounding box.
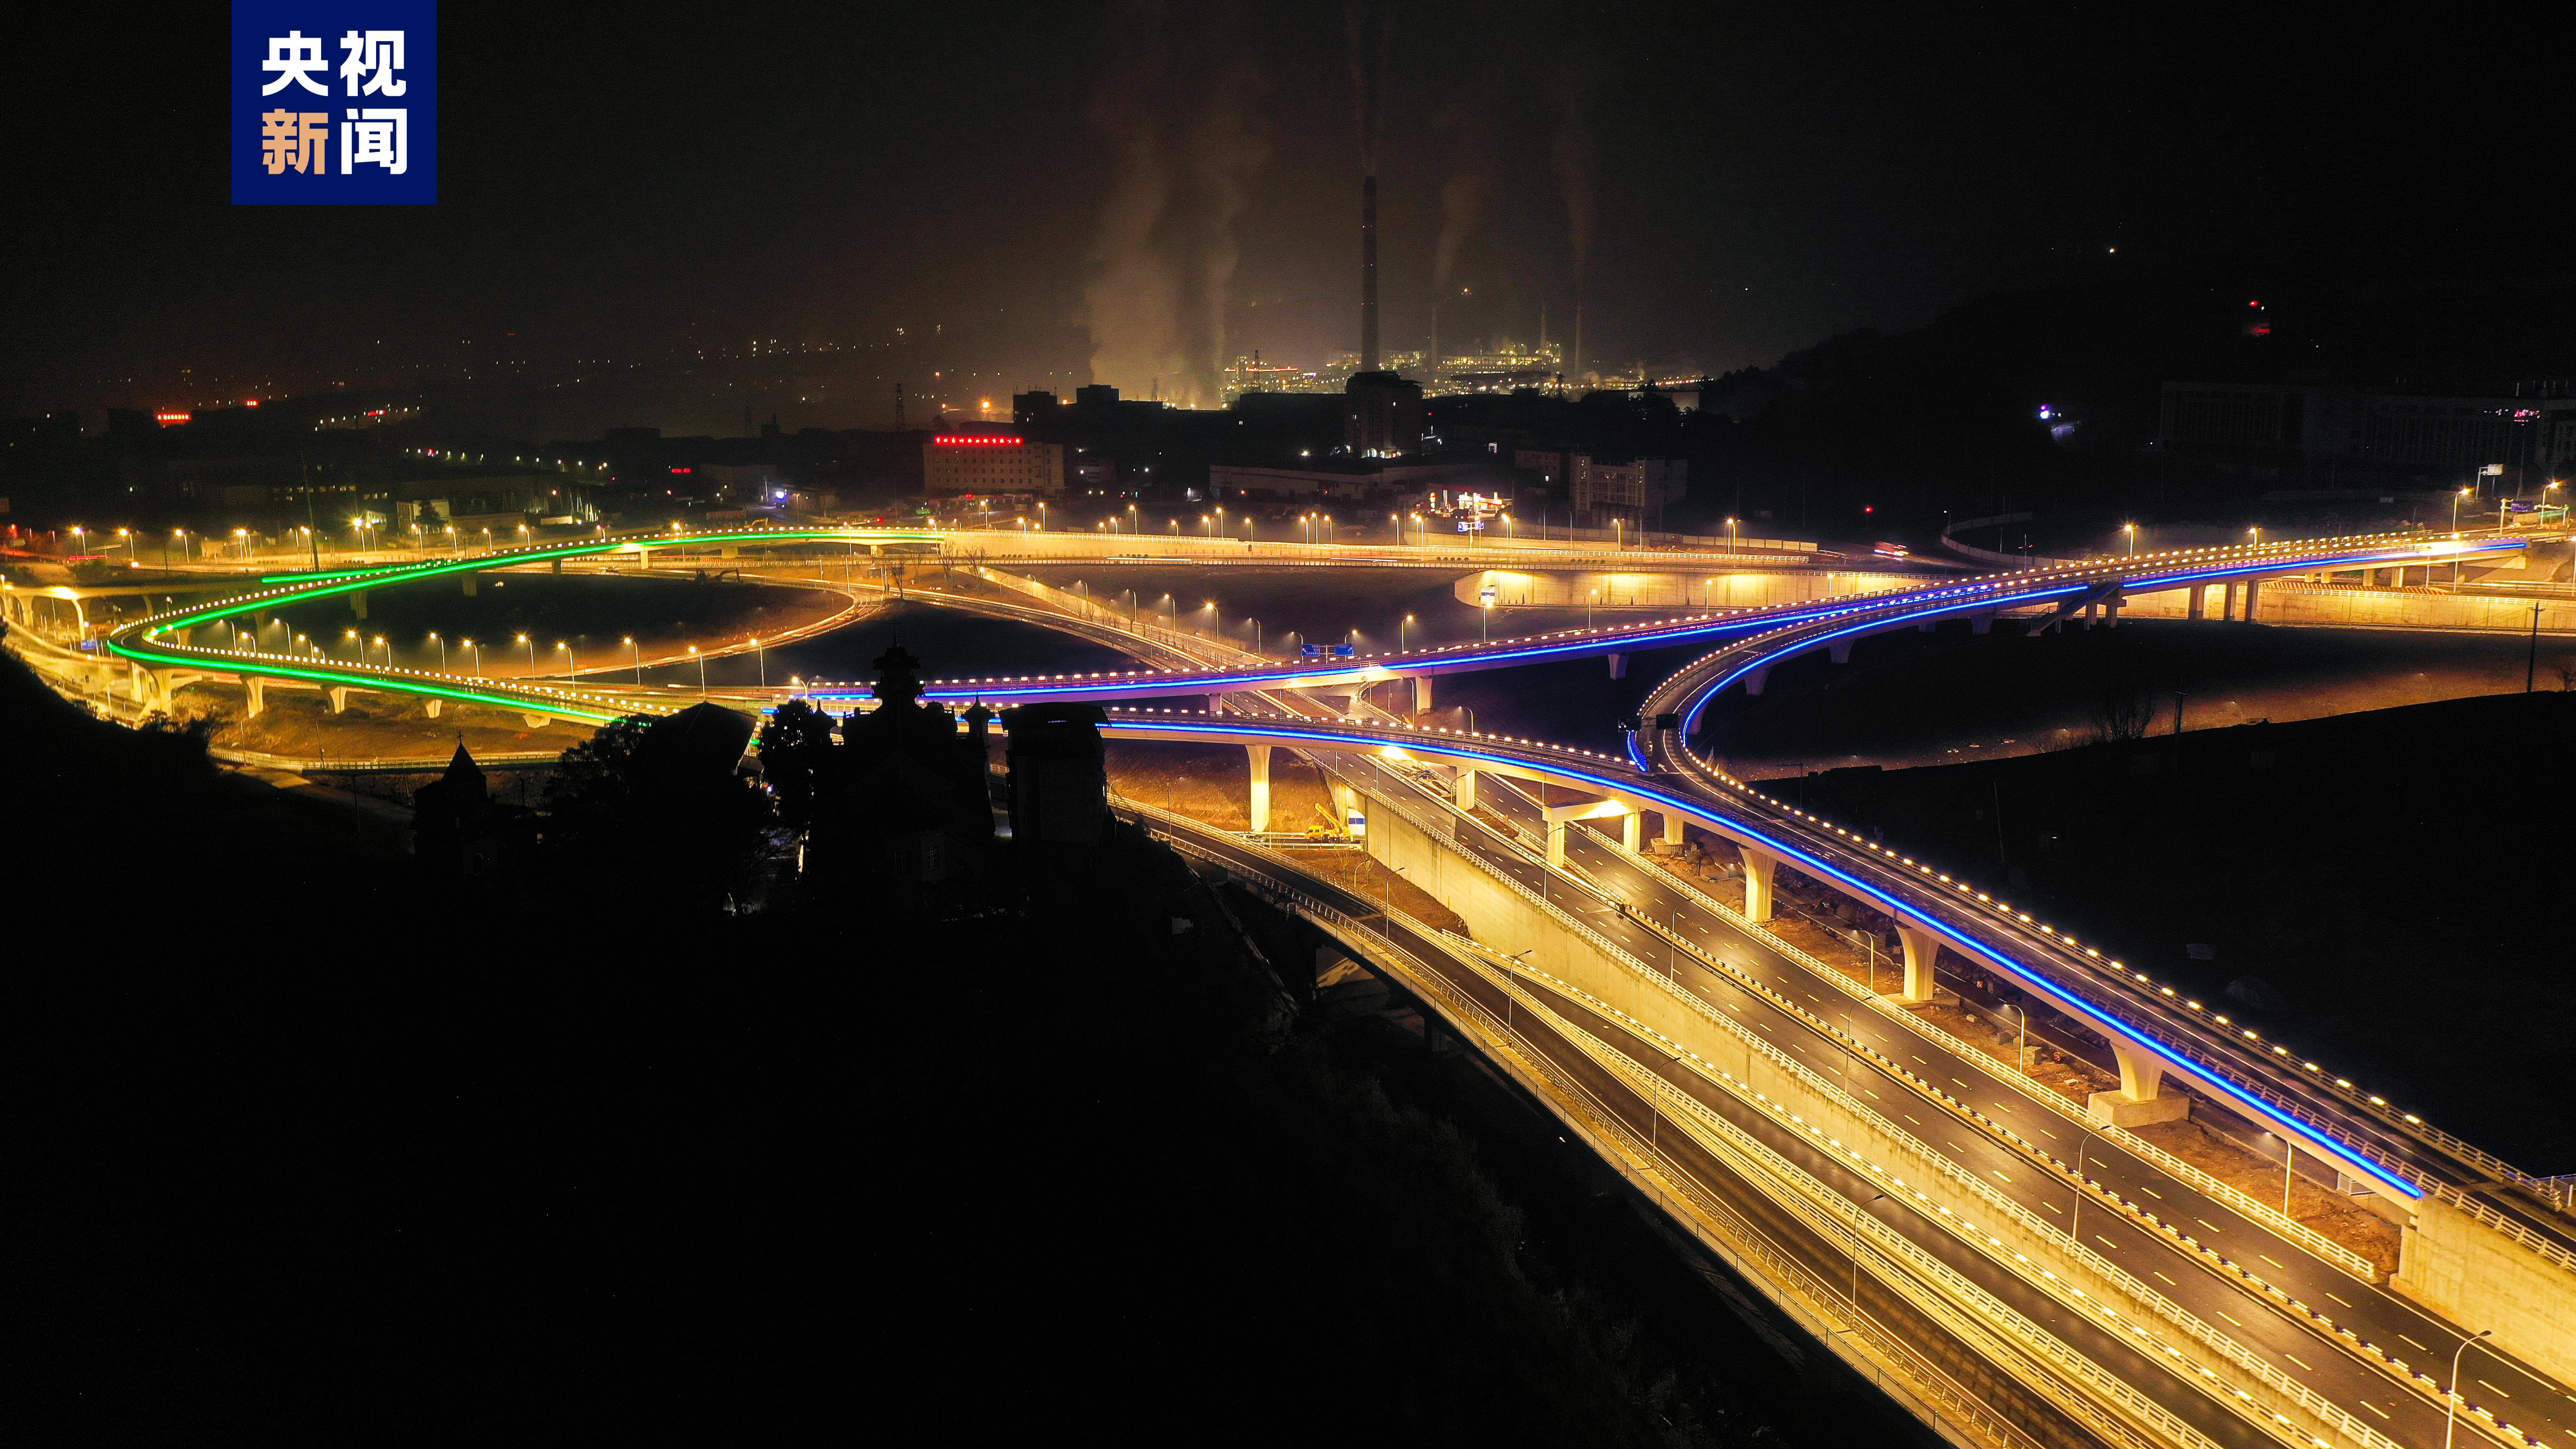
[154,411,192,425]
[934,435,1023,446]
[670,466,694,475]
[243,398,260,407]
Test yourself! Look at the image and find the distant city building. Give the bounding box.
[923,431,1066,496]
[1210,457,1504,500]
[1011,390,1061,426]
[1570,454,1686,522]
[1344,371,1425,459]
[1003,702,1111,847]
[2160,381,2576,478]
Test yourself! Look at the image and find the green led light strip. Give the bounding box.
[107,526,945,721]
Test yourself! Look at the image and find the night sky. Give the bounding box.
[4,2,2550,419]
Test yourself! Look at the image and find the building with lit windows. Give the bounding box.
[923,433,1067,497]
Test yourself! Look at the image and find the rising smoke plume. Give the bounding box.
[1081,6,1268,409]
[1344,0,1390,174]
[1432,102,1493,293]
[1550,68,1598,275]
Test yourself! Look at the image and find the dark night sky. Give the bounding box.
[3,2,2553,420]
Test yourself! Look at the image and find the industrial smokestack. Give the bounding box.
[1361,174,1379,372]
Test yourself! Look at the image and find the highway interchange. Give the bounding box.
[80,520,2576,1449]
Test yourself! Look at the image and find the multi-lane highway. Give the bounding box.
[79,518,2576,1449]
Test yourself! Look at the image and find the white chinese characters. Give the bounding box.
[338,31,407,96]
[259,32,330,96]
[343,109,408,175]
[257,30,409,182]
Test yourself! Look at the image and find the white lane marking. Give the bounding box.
[2138,1187,2163,1200]
[2215,1310,2243,1327]
[1951,1078,1971,1088]
[2285,1353,2315,1372]
[2325,1292,2352,1308]
[2095,1234,2120,1251]
[2479,1379,2512,1399]
[1903,1114,1921,1126]
[2399,1334,2429,1352]
[2360,1402,2391,1420]
[1990,1170,2013,1184]
[2259,1254,2286,1270]
[2043,1201,2062,1215]
[2196,1219,2223,1233]
[2152,1271,2176,1286]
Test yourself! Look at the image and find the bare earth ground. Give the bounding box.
[174,680,595,759]
[1636,831,2403,1270]
[1105,742,1466,935]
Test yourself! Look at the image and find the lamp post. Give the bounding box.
[1401,613,1414,650]
[343,628,359,660]
[2123,522,2137,556]
[689,645,705,695]
[625,636,641,684]
[464,638,481,676]
[2248,525,2262,547]
[518,633,535,677]
[752,636,765,687]
[1726,515,1738,551]
[2447,1330,2494,1449]
[120,527,134,567]
[428,631,445,668]
[373,635,389,668]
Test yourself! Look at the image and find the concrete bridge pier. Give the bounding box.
[1620,810,1643,854]
[1206,692,1225,716]
[2089,1043,2190,1127]
[1327,777,1360,837]
[1971,612,1994,636]
[1453,767,1478,812]
[243,676,266,718]
[1742,667,1770,697]
[424,698,443,719]
[2101,593,2122,628]
[1828,641,1853,664]
[2242,580,2263,621]
[1895,921,1941,1003]
[1409,674,1433,713]
[1659,811,1686,851]
[1739,844,1779,923]
[1917,620,1937,633]
[522,712,552,730]
[328,687,350,714]
[2221,583,2239,621]
[1245,744,1272,833]
[1607,652,1628,680]
[2187,585,2206,621]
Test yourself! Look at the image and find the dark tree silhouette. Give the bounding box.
[543,712,777,913]
[756,698,835,831]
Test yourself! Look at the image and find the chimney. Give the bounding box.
[1360,174,1379,372]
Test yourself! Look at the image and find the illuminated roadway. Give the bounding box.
[89,520,2569,1449]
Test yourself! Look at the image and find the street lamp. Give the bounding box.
[1400,613,1414,650]
[343,627,359,660]
[2247,525,2262,547]
[625,636,641,684]
[2447,1330,2494,1449]
[1725,515,1738,551]
[2122,522,2137,556]
[517,633,534,677]
[751,636,765,687]
[689,644,706,695]
[557,641,578,679]
[428,631,445,668]
[463,638,481,676]
[373,635,388,668]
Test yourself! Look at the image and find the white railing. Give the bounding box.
[2431,1185,2576,1278]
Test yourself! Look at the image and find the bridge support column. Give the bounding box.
[1454,767,1478,812]
[1828,641,1853,664]
[424,698,443,719]
[2079,601,2098,628]
[522,713,552,730]
[1206,692,1224,716]
[2221,583,2238,621]
[1660,811,1686,849]
[1971,612,1993,636]
[551,557,563,575]
[1743,667,1769,697]
[1917,620,1936,633]
[2102,594,2121,628]
[1607,652,1628,680]
[174,627,191,646]
[1245,744,1271,834]
[243,676,266,718]
[1620,809,1643,854]
[1545,816,1569,866]
[463,573,477,596]
[2187,585,2206,621]
[351,589,368,620]
[1739,845,1779,924]
[328,687,350,714]
[1895,922,1940,1003]
[2089,1043,2190,1127]
[2242,580,2262,621]
[1409,673,1433,713]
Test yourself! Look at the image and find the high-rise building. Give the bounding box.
[923,432,1066,496]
